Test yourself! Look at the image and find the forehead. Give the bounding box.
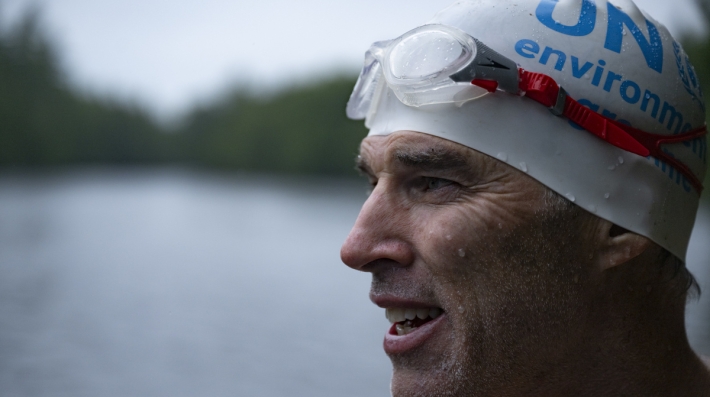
[358,130,497,173]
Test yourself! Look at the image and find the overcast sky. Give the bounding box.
[1,0,706,120]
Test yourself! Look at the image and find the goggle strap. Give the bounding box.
[471,79,499,93]
[514,69,706,193]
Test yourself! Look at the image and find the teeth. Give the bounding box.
[385,307,444,325]
[396,322,415,336]
[404,309,416,321]
[385,308,406,323]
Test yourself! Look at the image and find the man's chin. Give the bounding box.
[387,319,472,396]
[390,367,464,397]
[389,348,472,397]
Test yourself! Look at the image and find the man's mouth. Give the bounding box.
[386,307,443,336]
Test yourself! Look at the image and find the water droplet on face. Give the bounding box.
[519,162,528,173]
[565,193,576,202]
[604,193,610,199]
[496,152,508,162]
[498,223,503,229]
[458,248,465,258]
[458,306,464,313]
[446,235,452,241]
[618,156,624,164]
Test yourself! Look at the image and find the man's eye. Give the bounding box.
[425,177,454,191]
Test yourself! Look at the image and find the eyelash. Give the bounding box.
[365,178,377,196]
[363,176,458,198]
[425,177,454,191]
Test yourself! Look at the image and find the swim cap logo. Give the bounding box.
[536,0,663,73]
[535,0,596,36]
[673,41,705,110]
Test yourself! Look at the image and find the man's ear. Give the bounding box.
[596,220,653,270]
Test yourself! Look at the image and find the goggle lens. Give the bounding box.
[388,31,468,81]
[346,42,391,120]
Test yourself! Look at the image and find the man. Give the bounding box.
[340,0,710,395]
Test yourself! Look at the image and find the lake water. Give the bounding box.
[0,168,708,397]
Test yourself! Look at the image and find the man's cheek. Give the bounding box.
[473,200,534,235]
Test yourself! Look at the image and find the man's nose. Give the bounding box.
[340,183,414,271]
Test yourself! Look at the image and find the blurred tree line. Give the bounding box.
[0,4,708,181]
[0,10,367,176]
[0,12,179,166]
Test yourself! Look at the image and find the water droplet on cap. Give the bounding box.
[496,152,508,162]
[519,162,528,173]
[604,193,610,199]
[618,156,624,164]
[589,205,597,213]
[565,193,576,202]
[608,165,616,171]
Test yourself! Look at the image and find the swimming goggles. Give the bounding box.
[347,24,707,193]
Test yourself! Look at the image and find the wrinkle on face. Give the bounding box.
[342,131,601,397]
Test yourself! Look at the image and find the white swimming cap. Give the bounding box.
[351,0,707,261]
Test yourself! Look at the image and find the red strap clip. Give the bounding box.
[512,68,706,193]
[471,79,499,93]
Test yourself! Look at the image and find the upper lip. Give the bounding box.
[370,294,442,310]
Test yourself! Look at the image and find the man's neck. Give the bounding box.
[557,287,710,396]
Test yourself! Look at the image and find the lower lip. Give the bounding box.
[383,313,446,355]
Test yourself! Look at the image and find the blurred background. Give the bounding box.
[0,0,708,396]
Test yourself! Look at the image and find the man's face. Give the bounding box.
[340,131,600,396]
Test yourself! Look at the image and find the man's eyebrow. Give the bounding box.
[394,147,469,171]
[355,155,373,175]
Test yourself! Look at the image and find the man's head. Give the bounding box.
[341,131,697,396]
[341,0,708,395]
[348,0,707,260]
